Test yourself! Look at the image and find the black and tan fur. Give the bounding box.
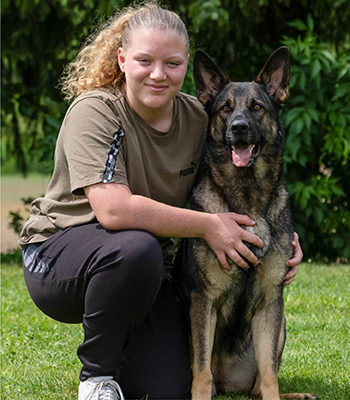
[173,48,317,400]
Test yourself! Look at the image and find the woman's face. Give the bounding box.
[118,28,189,118]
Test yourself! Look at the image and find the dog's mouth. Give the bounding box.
[226,140,262,167]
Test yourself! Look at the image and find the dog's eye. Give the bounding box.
[253,104,262,111]
[222,105,231,112]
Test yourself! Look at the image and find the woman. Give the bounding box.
[19,2,301,399]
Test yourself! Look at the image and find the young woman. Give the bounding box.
[19,2,302,399]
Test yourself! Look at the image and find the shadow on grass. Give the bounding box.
[214,375,349,400]
[279,375,350,400]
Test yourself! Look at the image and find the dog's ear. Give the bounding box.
[193,50,230,106]
[255,46,290,105]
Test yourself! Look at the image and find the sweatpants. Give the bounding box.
[22,223,192,400]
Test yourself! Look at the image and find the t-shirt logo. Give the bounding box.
[179,160,199,178]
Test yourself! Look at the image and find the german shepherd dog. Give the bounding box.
[173,48,317,400]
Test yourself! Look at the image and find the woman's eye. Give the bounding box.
[254,104,262,110]
[167,61,182,69]
[222,105,231,112]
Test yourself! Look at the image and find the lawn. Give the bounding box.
[1,263,349,400]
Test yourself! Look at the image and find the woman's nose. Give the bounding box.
[150,63,166,81]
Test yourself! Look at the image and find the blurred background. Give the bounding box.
[1,0,349,262]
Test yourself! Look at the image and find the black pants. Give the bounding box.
[22,224,192,400]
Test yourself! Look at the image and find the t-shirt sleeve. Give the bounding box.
[61,96,129,195]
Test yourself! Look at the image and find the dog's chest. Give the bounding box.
[193,178,273,257]
[192,238,258,305]
[193,241,238,296]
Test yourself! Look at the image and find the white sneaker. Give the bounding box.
[78,377,125,400]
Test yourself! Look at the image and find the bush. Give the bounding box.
[281,15,350,262]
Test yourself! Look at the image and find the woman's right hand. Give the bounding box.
[203,213,264,272]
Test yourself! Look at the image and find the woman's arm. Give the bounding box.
[84,182,264,271]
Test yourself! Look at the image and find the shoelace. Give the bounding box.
[89,380,125,400]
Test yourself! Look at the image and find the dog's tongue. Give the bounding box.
[232,142,251,167]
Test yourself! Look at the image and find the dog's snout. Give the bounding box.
[231,119,250,135]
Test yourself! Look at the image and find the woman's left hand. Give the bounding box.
[284,232,303,286]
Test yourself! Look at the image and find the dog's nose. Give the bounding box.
[231,119,250,134]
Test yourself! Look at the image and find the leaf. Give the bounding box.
[288,19,308,31]
[298,71,307,91]
[308,109,320,123]
[291,95,307,105]
[315,207,324,225]
[303,112,312,131]
[298,153,308,167]
[331,83,350,101]
[307,14,314,32]
[331,185,345,197]
[300,186,314,210]
[284,107,306,127]
[319,56,331,73]
[329,113,337,127]
[314,73,322,90]
[303,46,312,63]
[289,73,298,89]
[290,118,305,136]
[338,66,350,80]
[289,135,302,161]
[319,50,336,63]
[310,59,322,79]
[339,114,347,129]
[344,247,350,258]
[332,236,345,248]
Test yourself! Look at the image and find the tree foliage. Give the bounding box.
[2,0,350,261]
[281,16,350,262]
[1,0,125,173]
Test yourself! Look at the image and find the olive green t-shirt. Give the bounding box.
[19,87,207,270]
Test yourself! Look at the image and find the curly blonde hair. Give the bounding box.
[60,0,189,102]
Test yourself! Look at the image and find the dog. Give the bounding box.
[173,47,317,400]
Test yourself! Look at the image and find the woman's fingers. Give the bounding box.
[216,249,249,271]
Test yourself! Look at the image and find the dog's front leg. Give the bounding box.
[250,299,284,400]
[250,255,286,400]
[190,292,217,400]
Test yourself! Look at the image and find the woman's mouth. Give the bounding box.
[146,84,168,92]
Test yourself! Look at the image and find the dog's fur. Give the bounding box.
[173,48,317,400]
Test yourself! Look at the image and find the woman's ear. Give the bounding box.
[118,48,126,72]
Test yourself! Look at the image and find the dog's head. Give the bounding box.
[193,47,290,168]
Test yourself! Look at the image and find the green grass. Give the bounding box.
[1,265,82,400]
[1,263,350,400]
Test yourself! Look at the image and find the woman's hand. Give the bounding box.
[204,213,264,271]
[284,232,303,286]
